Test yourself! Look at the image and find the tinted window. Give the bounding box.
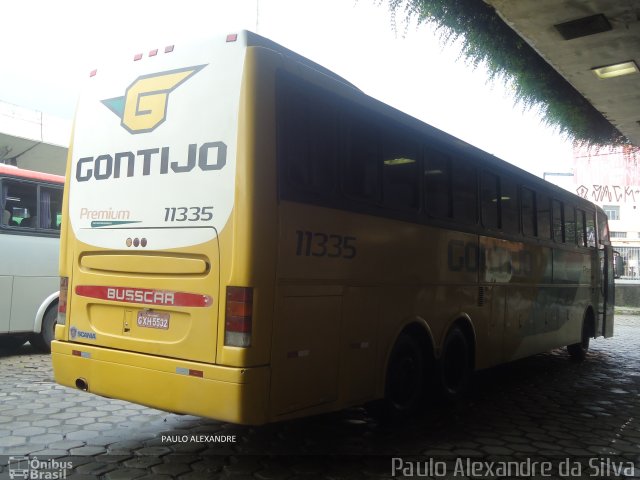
[424,150,451,218]
[452,158,477,225]
[521,187,536,237]
[501,177,518,234]
[344,116,379,202]
[480,171,499,229]
[538,194,551,240]
[277,74,337,197]
[597,211,609,246]
[565,206,575,244]
[587,212,597,248]
[576,209,586,247]
[552,199,564,243]
[381,130,419,211]
[1,180,62,231]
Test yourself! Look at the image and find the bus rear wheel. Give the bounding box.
[438,326,472,401]
[31,306,57,353]
[378,333,425,420]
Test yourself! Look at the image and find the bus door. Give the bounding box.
[596,212,614,338]
[598,245,615,337]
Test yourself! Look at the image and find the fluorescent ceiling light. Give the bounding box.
[383,157,415,166]
[592,61,639,79]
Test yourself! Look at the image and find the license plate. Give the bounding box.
[137,311,170,330]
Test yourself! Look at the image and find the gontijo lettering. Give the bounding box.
[75,142,226,182]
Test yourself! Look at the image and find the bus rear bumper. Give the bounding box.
[51,340,270,425]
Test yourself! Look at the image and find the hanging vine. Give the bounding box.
[383,0,628,147]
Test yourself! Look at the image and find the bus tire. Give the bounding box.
[438,325,472,401]
[31,305,57,353]
[567,315,592,362]
[379,332,425,421]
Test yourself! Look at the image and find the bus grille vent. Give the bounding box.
[478,287,485,307]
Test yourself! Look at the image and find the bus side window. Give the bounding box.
[381,129,419,211]
[586,212,597,248]
[552,199,564,243]
[500,177,518,234]
[480,171,499,229]
[424,150,451,219]
[3,180,37,228]
[576,209,586,247]
[279,79,337,196]
[537,194,551,240]
[597,211,610,247]
[1,179,9,225]
[521,187,537,236]
[344,115,380,203]
[452,158,477,225]
[565,207,576,244]
[41,186,63,229]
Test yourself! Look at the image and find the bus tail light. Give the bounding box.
[58,277,68,326]
[224,287,253,347]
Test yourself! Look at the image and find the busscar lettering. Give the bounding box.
[107,287,175,305]
[76,142,226,182]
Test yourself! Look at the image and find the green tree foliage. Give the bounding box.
[384,0,628,147]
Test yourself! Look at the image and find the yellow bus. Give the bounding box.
[52,31,614,425]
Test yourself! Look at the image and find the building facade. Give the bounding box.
[550,145,640,278]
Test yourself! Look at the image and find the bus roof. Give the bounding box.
[0,164,64,184]
[242,30,359,91]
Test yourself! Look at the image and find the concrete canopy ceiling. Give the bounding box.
[485,0,640,146]
[0,101,69,176]
[0,132,67,176]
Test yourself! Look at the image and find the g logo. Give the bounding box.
[102,65,206,134]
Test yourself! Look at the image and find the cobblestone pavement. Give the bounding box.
[1,316,639,479]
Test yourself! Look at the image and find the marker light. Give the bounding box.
[226,34,238,43]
